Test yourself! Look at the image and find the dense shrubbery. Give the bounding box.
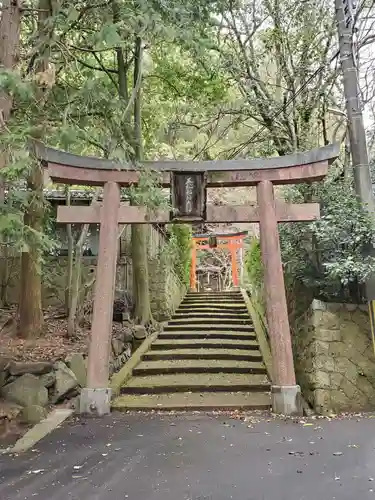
[245,165,375,304]
[244,238,263,293]
[280,169,374,303]
[163,224,192,286]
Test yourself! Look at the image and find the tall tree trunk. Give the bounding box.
[0,0,21,156]
[112,0,153,326]
[130,36,153,325]
[18,0,51,337]
[0,0,22,307]
[65,187,73,315]
[18,160,45,337]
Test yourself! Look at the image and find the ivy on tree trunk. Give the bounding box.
[131,35,153,325]
[18,0,52,337]
[0,0,22,307]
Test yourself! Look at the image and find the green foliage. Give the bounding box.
[280,168,375,301]
[245,238,263,290]
[0,69,34,102]
[0,202,56,262]
[0,151,57,262]
[126,170,169,209]
[162,224,192,285]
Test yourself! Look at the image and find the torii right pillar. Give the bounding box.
[257,180,300,415]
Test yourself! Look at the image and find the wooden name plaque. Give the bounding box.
[171,172,206,221]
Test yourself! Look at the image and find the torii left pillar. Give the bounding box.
[81,181,121,415]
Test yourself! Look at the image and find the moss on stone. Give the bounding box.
[293,300,375,414]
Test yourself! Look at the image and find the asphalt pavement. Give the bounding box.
[0,411,375,500]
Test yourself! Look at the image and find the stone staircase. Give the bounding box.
[112,290,271,411]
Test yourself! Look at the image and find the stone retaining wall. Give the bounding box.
[5,255,185,322]
[149,258,186,321]
[293,300,375,414]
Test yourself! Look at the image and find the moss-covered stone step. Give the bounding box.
[153,338,259,350]
[161,333,256,342]
[172,312,250,319]
[186,290,241,297]
[182,299,243,305]
[121,373,270,394]
[168,319,252,327]
[178,302,247,309]
[158,332,256,341]
[175,306,248,313]
[182,293,243,298]
[158,330,256,337]
[187,288,241,295]
[183,293,242,299]
[164,324,254,332]
[177,308,249,316]
[132,359,267,376]
[143,348,262,362]
[112,391,271,411]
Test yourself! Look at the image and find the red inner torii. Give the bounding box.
[190,231,247,290]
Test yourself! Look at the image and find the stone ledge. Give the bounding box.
[294,298,375,414]
[7,408,73,454]
[312,299,367,313]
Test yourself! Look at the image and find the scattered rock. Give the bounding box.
[65,395,80,411]
[65,354,86,387]
[2,374,48,408]
[110,346,131,376]
[0,372,7,390]
[122,312,130,323]
[111,338,125,356]
[113,294,133,322]
[111,359,119,373]
[121,346,131,362]
[53,361,79,402]
[0,357,11,371]
[133,325,146,340]
[21,405,48,424]
[0,400,22,420]
[9,361,53,377]
[40,371,56,388]
[123,329,133,343]
[0,357,11,388]
[5,375,16,385]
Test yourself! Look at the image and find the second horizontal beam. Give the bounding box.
[57,202,320,224]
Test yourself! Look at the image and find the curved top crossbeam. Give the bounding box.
[192,231,248,240]
[32,140,340,187]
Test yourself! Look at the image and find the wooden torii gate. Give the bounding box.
[34,141,339,416]
[190,231,248,290]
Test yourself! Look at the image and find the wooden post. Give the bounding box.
[256,180,296,387]
[230,243,239,287]
[190,240,197,291]
[81,181,120,415]
[239,243,244,285]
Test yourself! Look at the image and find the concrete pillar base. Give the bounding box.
[271,385,302,416]
[80,388,112,416]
